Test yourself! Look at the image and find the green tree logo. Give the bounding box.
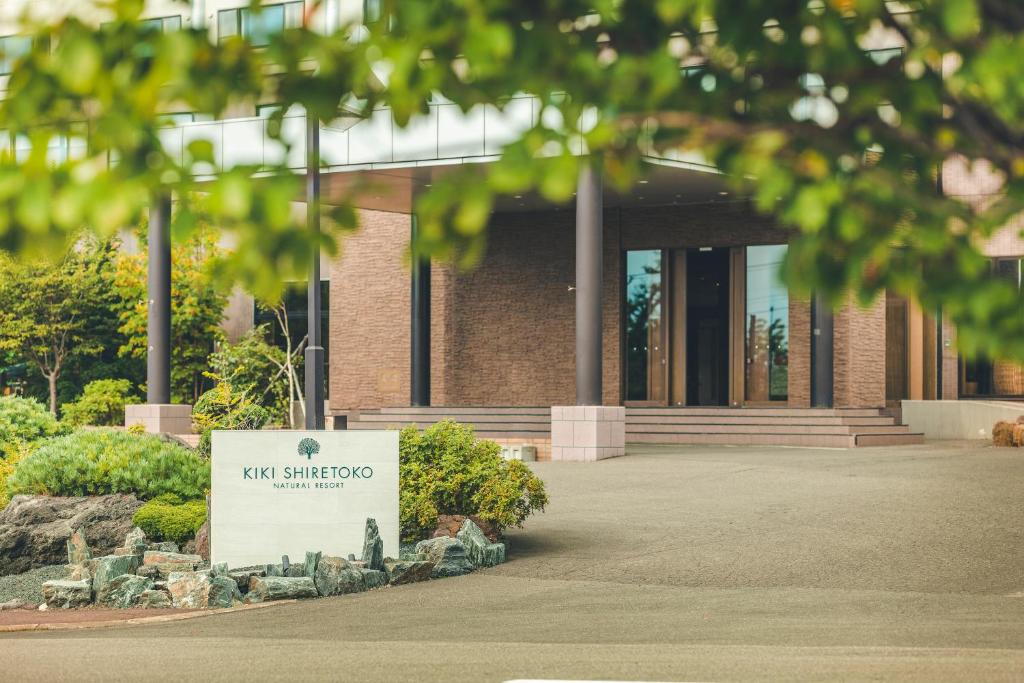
[297,437,320,460]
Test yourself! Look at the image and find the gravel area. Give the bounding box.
[0,565,69,605]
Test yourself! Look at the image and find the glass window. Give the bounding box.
[364,0,383,24]
[960,258,1024,398]
[141,16,183,33]
[744,245,788,402]
[219,2,303,46]
[0,35,32,75]
[624,250,665,402]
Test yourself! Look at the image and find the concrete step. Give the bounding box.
[627,415,898,427]
[356,413,551,425]
[626,423,910,436]
[350,419,549,432]
[627,432,856,448]
[377,406,549,416]
[626,407,884,418]
[854,432,926,447]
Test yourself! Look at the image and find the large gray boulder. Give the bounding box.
[246,576,318,603]
[41,580,92,609]
[415,536,475,578]
[93,554,140,596]
[383,559,435,585]
[135,589,172,608]
[0,494,143,575]
[456,519,507,568]
[207,576,242,608]
[97,574,153,609]
[313,556,366,596]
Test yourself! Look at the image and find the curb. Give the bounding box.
[0,599,295,633]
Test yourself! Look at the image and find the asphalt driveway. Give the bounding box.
[4,441,1024,681]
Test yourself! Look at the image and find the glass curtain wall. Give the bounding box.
[961,258,1024,397]
[624,250,666,402]
[744,245,789,402]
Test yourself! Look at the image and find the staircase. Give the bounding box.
[342,405,923,449]
[626,407,924,447]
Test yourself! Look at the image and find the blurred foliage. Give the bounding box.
[60,378,141,427]
[112,224,227,404]
[0,1,1023,359]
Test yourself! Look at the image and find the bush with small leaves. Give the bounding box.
[398,420,548,542]
[192,380,270,457]
[132,493,207,545]
[5,428,209,500]
[0,395,65,457]
[61,379,140,427]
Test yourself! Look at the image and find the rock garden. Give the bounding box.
[0,399,548,614]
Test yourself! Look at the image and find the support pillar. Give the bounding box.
[124,194,191,434]
[811,292,834,408]
[304,113,326,430]
[410,216,431,407]
[550,160,624,461]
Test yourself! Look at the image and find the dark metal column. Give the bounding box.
[575,160,603,406]
[810,292,834,408]
[147,194,172,404]
[410,215,431,407]
[304,114,325,429]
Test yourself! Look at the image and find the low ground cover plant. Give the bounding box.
[192,380,270,457]
[61,379,140,427]
[399,420,548,542]
[133,493,207,545]
[6,428,209,500]
[0,395,65,456]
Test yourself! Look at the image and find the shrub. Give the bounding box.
[6,428,210,500]
[398,420,548,542]
[192,380,270,457]
[208,325,294,426]
[0,441,30,510]
[0,395,65,456]
[132,494,207,545]
[61,379,140,427]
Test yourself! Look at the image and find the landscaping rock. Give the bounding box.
[265,563,283,577]
[93,554,140,596]
[383,559,435,585]
[207,576,242,608]
[0,493,142,575]
[147,541,179,553]
[167,571,211,608]
[68,564,92,582]
[432,514,501,543]
[66,527,92,566]
[0,598,37,610]
[457,519,507,568]
[303,551,321,578]
[313,556,366,596]
[285,564,306,577]
[136,565,160,581]
[143,550,201,567]
[227,569,262,593]
[246,576,318,603]
[41,579,92,609]
[415,536,475,578]
[360,569,387,589]
[210,562,229,578]
[97,574,153,609]
[135,589,172,608]
[193,520,210,561]
[362,518,384,571]
[113,527,147,559]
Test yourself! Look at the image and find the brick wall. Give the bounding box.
[788,297,812,408]
[832,294,887,408]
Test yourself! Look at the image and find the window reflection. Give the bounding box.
[625,251,664,402]
[745,245,788,402]
[961,258,1024,397]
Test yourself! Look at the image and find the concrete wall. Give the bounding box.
[902,399,1024,440]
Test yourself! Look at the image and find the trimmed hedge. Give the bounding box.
[399,420,548,542]
[132,494,207,545]
[6,428,209,501]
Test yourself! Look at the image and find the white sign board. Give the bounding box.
[210,430,399,568]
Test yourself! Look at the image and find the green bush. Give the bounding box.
[399,420,548,542]
[61,379,140,427]
[132,493,207,545]
[192,380,270,457]
[6,428,210,500]
[0,395,65,456]
[208,325,295,426]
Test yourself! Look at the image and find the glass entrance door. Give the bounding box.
[686,248,731,406]
[624,250,667,403]
[744,245,789,403]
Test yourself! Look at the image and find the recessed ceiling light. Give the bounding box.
[638,179,649,184]
[718,191,729,196]
[424,183,432,187]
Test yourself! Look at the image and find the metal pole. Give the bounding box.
[147,194,172,404]
[575,160,603,405]
[410,215,431,406]
[304,113,325,429]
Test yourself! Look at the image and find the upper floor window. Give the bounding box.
[0,35,32,76]
[218,2,304,46]
[363,0,383,24]
[141,16,183,33]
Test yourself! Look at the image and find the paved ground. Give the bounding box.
[4,441,1024,681]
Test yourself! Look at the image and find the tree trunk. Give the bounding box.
[47,372,58,415]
